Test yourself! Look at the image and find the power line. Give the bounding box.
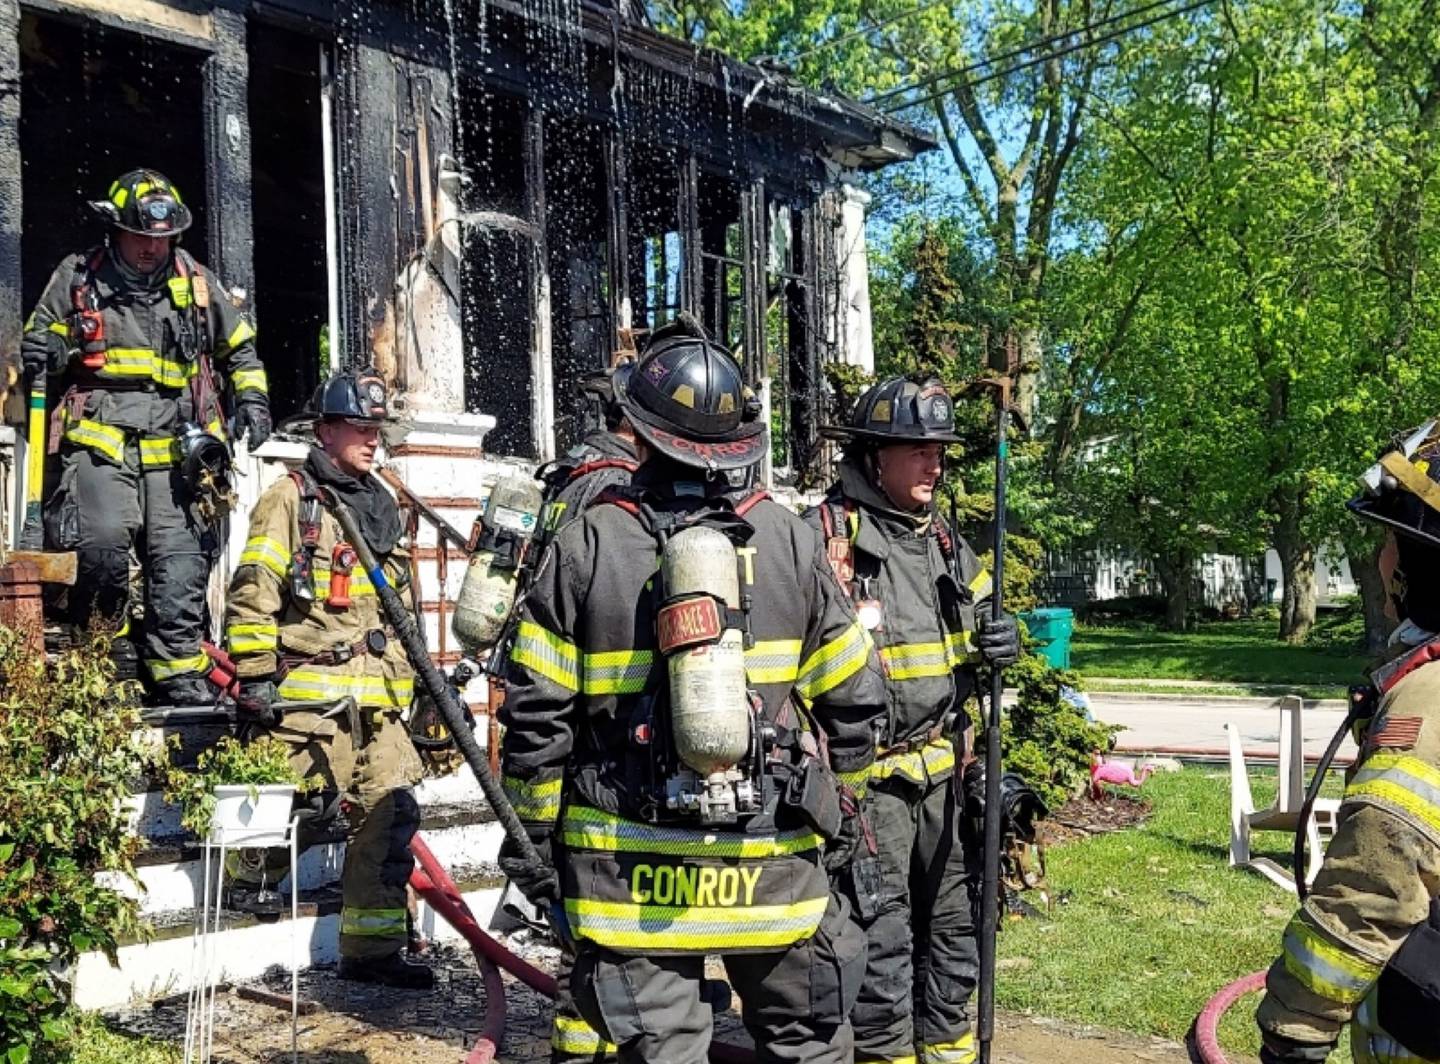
[784,1,950,65]
[867,0,1188,105]
[881,0,1215,113]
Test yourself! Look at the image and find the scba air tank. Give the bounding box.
[452,473,544,653]
[658,525,752,776]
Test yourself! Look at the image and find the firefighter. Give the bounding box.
[538,361,637,1063]
[19,169,270,704]
[806,376,1020,1064]
[222,368,431,990]
[1255,422,1440,1064]
[499,315,885,1064]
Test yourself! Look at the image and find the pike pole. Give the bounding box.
[975,333,1019,1064]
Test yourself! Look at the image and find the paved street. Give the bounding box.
[1085,692,1357,763]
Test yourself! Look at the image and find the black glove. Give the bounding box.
[498,830,561,907]
[235,401,272,449]
[977,610,1020,669]
[1259,1033,1338,1064]
[235,679,280,727]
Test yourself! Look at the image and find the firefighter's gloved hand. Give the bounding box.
[235,401,272,449]
[499,831,561,907]
[977,610,1020,668]
[235,679,280,727]
[1259,1033,1337,1063]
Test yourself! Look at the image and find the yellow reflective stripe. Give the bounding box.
[1281,914,1384,1005]
[565,895,828,952]
[139,436,179,467]
[62,417,126,463]
[231,367,268,394]
[147,652,211,680]
[796,621,872,700]
[134,180,153,199]
[921,1033,976,1064]
[745,639,802,684]
[582,648,654,695]
[552,1014,616,1055]
[167,277,191,308]
[340,907,407,937]
[859,1058,916,1064]
[512,620,580,691]
[226,622,278,654]
[239,536,290,578]
[98,348,157,378]
[47,321,69,337]
[872,738,955,783]
[1345,752,1440,835]
[153,353,199,389]
[947,630,980,665]
[881,641,951,680]
[112,186,129,208]
[835,766,870,794]
[278,669,414,710]
[311,564,377,601]
[226,320,256,349]
[969,570,993,599]
[561,805,823,858]
[503,775,563,823]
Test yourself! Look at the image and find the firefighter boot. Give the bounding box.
[337,951,435,990]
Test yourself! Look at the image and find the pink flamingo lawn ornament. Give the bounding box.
[1089,753,1156,800]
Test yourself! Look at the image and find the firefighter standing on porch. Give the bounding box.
[222,368,432,990]
[19,169,270,704]
[499,315,885,1064]
[806,376,1020,1064]
[1254,419,1440,1064]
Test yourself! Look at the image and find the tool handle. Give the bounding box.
[329,498,546,875]
[977,404,1009,1064]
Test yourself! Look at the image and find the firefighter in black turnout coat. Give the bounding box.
[500,316,886,1064]
[806,376,1020,1064]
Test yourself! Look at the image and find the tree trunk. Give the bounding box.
[1154,550,1192,632]
[1349,538,1394,654]
[1276,537,1316,643]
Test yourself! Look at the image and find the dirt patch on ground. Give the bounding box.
[107,943,1193,1063]
[1040,791,1153,848]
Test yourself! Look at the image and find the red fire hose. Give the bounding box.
[407,834,753,1064]
[1192,969,1268,1064]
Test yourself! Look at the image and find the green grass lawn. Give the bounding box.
[997,765,1352,1060]
[1070,620,1370,697]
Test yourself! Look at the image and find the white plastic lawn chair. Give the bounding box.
[1228,695,1341,893]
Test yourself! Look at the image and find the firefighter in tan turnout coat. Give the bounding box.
[1256,420,1440,1064]
[223,368,430,989]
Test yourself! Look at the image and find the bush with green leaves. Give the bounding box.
[162,735,317,839]
[0,627,150,1063]
[997,654,1120,811]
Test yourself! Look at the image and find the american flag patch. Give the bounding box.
[1367,715,1425,751]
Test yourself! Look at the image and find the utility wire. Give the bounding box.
[882,0,1215,112]
[784,0,950,64]
[867,0,1188,104]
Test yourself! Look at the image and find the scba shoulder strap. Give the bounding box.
[286,468,328,602]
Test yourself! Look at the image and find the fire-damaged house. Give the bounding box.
[0,0,934,1009]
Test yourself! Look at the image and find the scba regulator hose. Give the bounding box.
[1192,970,1268,1064]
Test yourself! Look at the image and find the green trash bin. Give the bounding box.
[1020,607,1074,669]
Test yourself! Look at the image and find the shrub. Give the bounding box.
[0,627,151,1061]
[996,654,1119,810]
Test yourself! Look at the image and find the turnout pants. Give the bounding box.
[552,942,617,1063]
[46,441,211,683]
[231,705,424,960]
[571,893,865,1064]
[850,777,979,1064]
